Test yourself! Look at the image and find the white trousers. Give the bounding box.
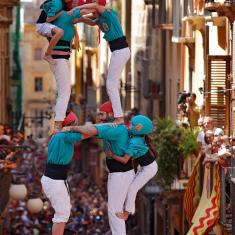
[125,161,158,214]
[106,47,130,118]
[36,23,58,38]
[41,175,71,223]
[107,169,135,235]
[49,59,71,121]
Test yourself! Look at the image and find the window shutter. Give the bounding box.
[206,55,231,134]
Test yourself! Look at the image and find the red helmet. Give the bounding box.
[97,0,106,6]
[62,111,78,127]
[99,101,113,113]
[77,0,93,6]
[77,0,85,6]
[65,0,73,9]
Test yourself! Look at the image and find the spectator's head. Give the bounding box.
[203,116,213,131]
[213,135,222,147]
[16,131,24,140]
[204,130,214,144]
[4,124,13,137]
[96,0,106,6]
[187,93,197,105]
[98,101,114,122]
[231,136,235,146]
[214,128,224,137]
[190,93,196,101]
[0,139,10,159]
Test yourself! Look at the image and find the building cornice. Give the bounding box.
[0,0,19,7]
[0,0,19,25]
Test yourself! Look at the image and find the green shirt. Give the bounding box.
[47,132,82,165]
[125,136,149,159]
[43,0,63,17]
[95,124,128,159]
[53,9,81,42]
[95,9,124,42]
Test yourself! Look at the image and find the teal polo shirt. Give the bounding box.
[125,136,149,159]
[95,9,124,42]
[95,124,128,159]
[52,9,81,42]
[47,132,82,165]
[43,0,63,17]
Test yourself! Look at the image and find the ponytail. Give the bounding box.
[145,135,158,160]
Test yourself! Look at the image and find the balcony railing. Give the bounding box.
[205,0,235,4]
[205,0,235,21]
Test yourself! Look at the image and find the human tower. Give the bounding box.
[36,1,158,234]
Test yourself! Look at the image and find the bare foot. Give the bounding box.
[115,211,129,220]
[43,54,56,65]
[113,117,124,124]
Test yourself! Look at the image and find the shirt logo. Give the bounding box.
[135,124,143,132]
[102,22,109,32]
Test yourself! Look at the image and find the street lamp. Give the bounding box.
[27,198,43,214]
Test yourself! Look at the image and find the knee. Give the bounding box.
[58,28,64,37]
[53,206,71,223]
[106,80,115,94]
[53,28,64,37]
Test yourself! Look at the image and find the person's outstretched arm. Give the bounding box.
[71,9,96,23]
[67,3,97,16]
[106,142,131,164]
[63,125,98,136]
[74,16,96,26]
[108,153,131,164]
[46,10,64,22]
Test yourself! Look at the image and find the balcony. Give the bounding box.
[205,0,235,22]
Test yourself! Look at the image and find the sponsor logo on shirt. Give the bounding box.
[135,124,143,132]
[102,22,109,32]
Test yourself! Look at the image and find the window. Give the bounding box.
[34,48,42,60]
[206,55,231,134]
[34,77,43,92]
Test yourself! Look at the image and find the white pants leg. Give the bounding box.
[41,175,71,223]
[107,169,135,235]
[106,47,130,118]
[125,161,158,214]
[36,23,58,37]
[49,59,71,121]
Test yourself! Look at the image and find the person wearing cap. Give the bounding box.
[62,101,135,235]
[41,111,89,235]
[106,115,158,220]
[75,0,130,124]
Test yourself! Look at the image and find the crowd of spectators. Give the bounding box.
[0,123,110,235]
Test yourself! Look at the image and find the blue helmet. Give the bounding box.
[131,115,154,135]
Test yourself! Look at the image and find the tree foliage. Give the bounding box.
[151,118,199,188]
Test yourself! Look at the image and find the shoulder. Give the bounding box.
[52,132,66,139]
[100,8,115,17]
